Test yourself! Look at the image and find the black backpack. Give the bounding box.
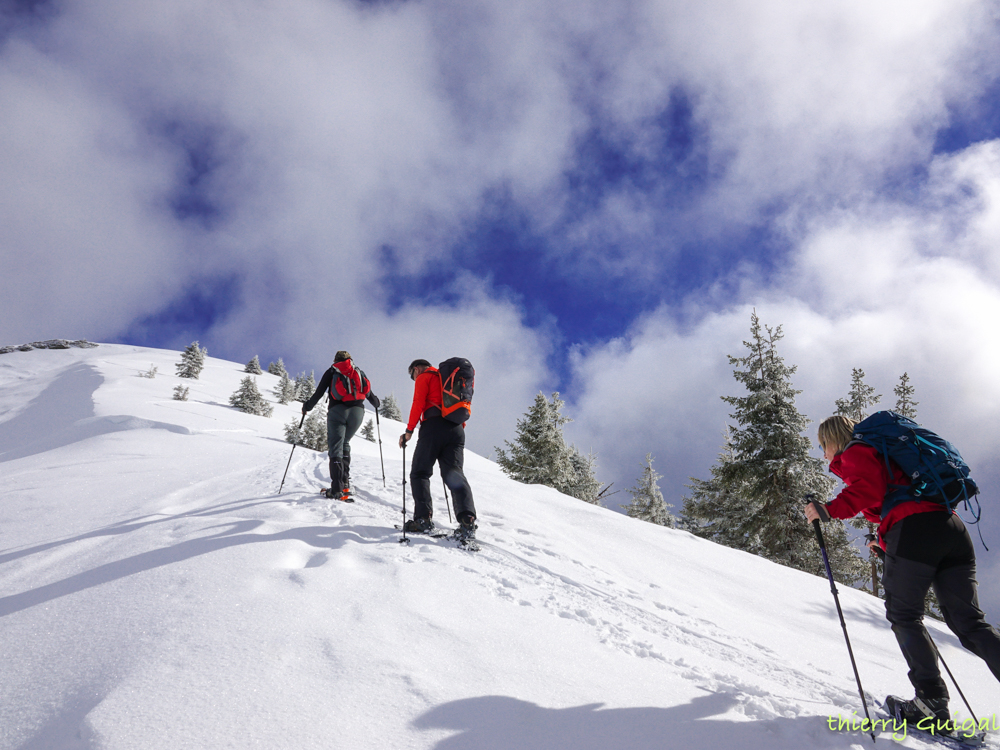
[438,358,474,424]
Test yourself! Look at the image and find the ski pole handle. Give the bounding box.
[812,519,826,550]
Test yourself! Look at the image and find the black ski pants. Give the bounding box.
[882,511,1000,701]
[409,417,475,523]
[327,401,364,492]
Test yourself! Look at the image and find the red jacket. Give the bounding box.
[826,443,949,546]
[406,367,441,432]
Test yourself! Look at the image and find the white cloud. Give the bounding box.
[2,0,1000,555]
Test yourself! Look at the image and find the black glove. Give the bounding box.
[865,533,886,561]
[804,494,831,522]
[367,392,381,409]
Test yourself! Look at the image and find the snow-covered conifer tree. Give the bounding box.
[268,358,288,378]
[244,355,263,374]
[273,371,295,405]
[378,393,403,422]
[835,368,881,422]
[893,372,918,419]
[229,376,274,417]
[495,392,605,502]
[360,419,376,442]
[172,384,189,401]
[301,407,327,451]
[294,371,316,403]
[176,342,207,379]
[495,392,573,486]
[681,312,865,585]
[681,428,756,549]
[623,453,675,527]
[565,447,604,505]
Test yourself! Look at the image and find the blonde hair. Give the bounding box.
[818,415,856,455]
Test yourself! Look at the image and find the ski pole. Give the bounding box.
[400,442,408,544]
[375,410,386,488]
[278,414,305,495]
[929,635,979,724]
[442,477,453,524]
[808,500,876,744]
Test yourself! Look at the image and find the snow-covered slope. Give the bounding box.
[2,344,998,750]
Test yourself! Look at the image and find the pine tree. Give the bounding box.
[894,372,918,419]
[283,416,302,445]
[360,419,376,442]
[835,368,881,422]
[565,447,604,505]
[176,342,207,379]
[229,376,274,417]
[623,453,675,527]
[273,371,295,405]
[495,392,576,488]
[302,407,327,450]
[294,371,316,403]
[681,312,865,585]
[268,358,288,378]
[681,428,757,550]
[495,392,604,502]
[379,393,403,422]
[172,384,189,401]
[245,355,263,374]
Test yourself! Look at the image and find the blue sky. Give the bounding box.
[4,0,1000,604]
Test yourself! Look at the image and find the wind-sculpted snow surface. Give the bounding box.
[1,344,998,749]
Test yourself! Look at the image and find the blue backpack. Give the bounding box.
[849,411,979,521]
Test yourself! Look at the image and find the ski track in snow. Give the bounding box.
[250,448,860,725]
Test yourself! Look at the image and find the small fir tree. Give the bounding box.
[622,453,675,527]
[172,384,189,401]
[294,371,316,403]
[229,376,274,417]
[273,371,296,405]
[360,419,376,442]
[894,372,918,419]
[495,392,576,489]
[268,358,288,378]
[245,355,263,374]
[379,393,403,422]
[681,312,865,585]
[835,368,881,422]
[495,392,604,503]
[565,447,604,505]
[681,428,757,551]
[176,342,207,379]
[139,364,158,379]
[302,408,327,450]
[285,405,327,450]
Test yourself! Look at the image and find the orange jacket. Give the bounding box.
[405,367,441,432]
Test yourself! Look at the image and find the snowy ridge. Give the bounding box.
[1,344,999,750]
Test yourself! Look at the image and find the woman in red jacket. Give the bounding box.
[303,351,377,501]
[805,415,1000,728]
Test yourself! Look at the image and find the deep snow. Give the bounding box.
[2,344,999,750]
